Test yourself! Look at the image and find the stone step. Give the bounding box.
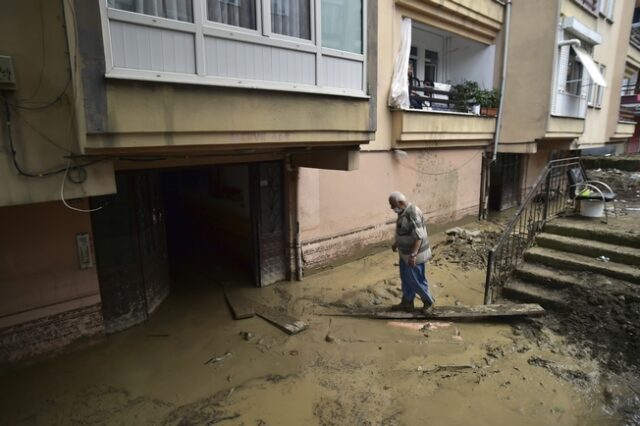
[513,263,584,289]
[502,279,568,309]
[535,233,640,266]
[524,247,640,284]
[544,220,640,249]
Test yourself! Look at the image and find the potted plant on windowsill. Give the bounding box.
[450,81,479,113]
[476,88,500,117]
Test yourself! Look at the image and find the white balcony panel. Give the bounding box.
[204,37,316,85]
[110,21,196,73]
[323,56,363,90]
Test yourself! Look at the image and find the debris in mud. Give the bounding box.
[205,351,232,365]
[240,331,254,341]
[417,364,476,374]
[527,356,596,388]
[434,228,501,270]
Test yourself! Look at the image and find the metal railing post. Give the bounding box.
[542,170,552,221]
[484,249,496,305]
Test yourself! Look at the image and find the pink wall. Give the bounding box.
[0,200,103,327]
[299,149,483,266]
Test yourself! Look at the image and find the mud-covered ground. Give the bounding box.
[1,216,639,425]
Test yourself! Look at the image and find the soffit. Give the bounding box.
[395,0,504,45]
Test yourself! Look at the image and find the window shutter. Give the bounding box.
[596,65,606,107]
[557,45,570,91]
[598,0,607,15]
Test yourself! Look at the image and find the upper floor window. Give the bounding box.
[321,0,362,53]
[101,0,367,96]
[598,0,615,21]
[575,0,598,14]
[566,48,583,96]
[108,0,194,22]
[207,0,257,30]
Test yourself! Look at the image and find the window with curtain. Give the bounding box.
[207,0,257,30]
[108,0,194,22]
[321,0,362,54]
[271,0,311,39]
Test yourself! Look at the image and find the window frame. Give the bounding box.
[99,0,368,97]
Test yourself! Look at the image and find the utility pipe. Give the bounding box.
[558,39,581,47]
[491,0,512,162]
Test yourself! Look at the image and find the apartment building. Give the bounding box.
[0,0,376,362]
[498,0,637,201]
[1,0,636,364]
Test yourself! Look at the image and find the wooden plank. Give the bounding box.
[225,291,255,320]
[255,305,308,335]
[317,303,545,320]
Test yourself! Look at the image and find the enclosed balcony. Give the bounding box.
[391,20,499,148]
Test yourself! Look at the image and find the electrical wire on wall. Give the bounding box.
[393,149,483,176]
[60,159,104,213]
[0,0,109,213]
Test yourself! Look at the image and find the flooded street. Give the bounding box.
[1,226,635,425]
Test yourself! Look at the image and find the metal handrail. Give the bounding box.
[484,156,583,304]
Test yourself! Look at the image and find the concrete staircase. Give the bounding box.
[502,218,640,308]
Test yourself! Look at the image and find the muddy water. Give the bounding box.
[0,233,627,425]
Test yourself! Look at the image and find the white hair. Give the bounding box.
[388,191,406,204]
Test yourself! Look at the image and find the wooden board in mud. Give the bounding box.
[225,291,255,320]
[317,303,544,320]
[256,305,308,335]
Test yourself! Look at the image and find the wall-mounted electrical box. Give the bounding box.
[0,55,17,90]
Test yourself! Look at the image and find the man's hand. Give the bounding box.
[408,256,417,267]
[391,243,397,252]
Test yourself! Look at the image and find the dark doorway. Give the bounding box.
[91,171,170,333]
[91,161,287,332]
[489,153,522,211]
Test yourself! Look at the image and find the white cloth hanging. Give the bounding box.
[388,18,412,109]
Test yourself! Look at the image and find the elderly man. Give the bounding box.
[388,191,435,314]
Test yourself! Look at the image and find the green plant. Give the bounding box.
[450,80,479,112]
[476,88,501,108]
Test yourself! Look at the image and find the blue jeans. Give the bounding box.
[399,258,435,306]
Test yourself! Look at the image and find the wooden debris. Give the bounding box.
[317,303,544,320]
[225,291,255,320]
[255,305,308,335]
[205,351,232,365]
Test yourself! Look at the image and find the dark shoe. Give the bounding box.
[390,298,414,312]
[420,303,435,315]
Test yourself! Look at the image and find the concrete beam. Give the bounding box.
[290,149,360,171]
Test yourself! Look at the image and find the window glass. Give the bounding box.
[108,0,194,22]
[207,0,257,30]
[566,49,583,96]
[321,0,362,54]
[424,50,438,85]
[271,0,311,39]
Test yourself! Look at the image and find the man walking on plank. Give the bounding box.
[388,191,435,314]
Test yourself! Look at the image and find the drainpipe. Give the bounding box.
[491,0,512,162]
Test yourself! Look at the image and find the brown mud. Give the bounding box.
[1,219,639,424]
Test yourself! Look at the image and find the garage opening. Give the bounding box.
[91,161,287,333]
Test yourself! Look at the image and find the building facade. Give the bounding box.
[1,0,376,361]
[0,0,636,363]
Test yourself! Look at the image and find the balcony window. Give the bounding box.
[101,0,367,96]
[108,0,194,22]
[321,0,362,54]
[552,24,606,118]
[271,0,311,39]
[207,0,257,30]
[566,48,583,96]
